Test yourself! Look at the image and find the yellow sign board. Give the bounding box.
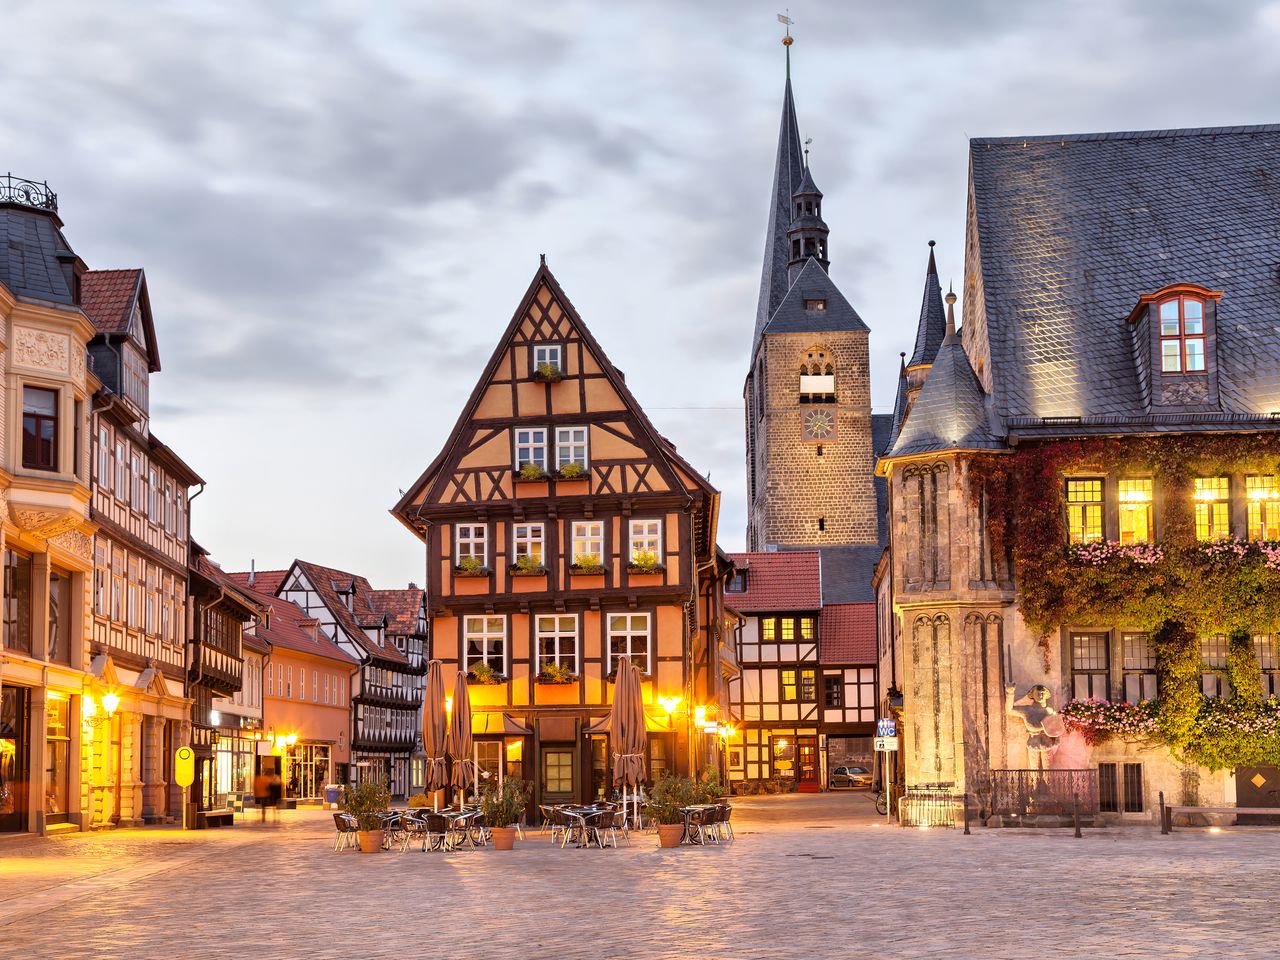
[174,746,195,788]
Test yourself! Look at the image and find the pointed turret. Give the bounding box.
[751,68,806,356]
[908,241,946,369]
[786,163,830,284]
[888,352,909,451]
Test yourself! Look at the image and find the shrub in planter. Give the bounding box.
[511,554,547,577]
[516,461,549,482]
[407,792,430,809]
[534,361,564,382]
[342,781,391,853]
[645,774,695,848]
[557,461,586,480]
[571,553,606,575]
[627,549,663,574]
[481,778,528,850]
[468,662,503,685]
[537,662,576,685]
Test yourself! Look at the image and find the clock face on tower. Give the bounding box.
[801,407,837,442]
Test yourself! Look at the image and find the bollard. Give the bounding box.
[1073,794,1081,839]
[963,793,971,835]
[1159,791,1167,835]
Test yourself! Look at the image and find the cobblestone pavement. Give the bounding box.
[1,793,1277,960]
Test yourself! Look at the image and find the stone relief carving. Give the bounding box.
[11,508,84,540]
[14,326,70,373]
[49,528,93,561]
[70,344,86,383]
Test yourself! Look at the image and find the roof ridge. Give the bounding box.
[972,122,1280,146]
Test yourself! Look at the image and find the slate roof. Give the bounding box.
[819,603,876,663]
[81,269,141,334]
[870,413,893,542]
[888,358,909,450]
[888,304,1002,458]
[761,257,869,337]
[0,202,79,305]
[725,551,821,612]
[969,123,1280,426]
[907,243,946,368]
[795,164,822,197]
[752,75,806,355]
[814,545,884,605]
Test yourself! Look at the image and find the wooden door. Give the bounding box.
[797,736,820,793]
[1236,765,1280,825]
[540,746,576,804]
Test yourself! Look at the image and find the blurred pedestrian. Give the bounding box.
[253,771,270,824]
[268,771,283,824]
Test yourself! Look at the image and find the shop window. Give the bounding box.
[44,696,71,824]
[1070,632,1109,699]
[1194,477,1231,540]
[1246,475,1280,540]
[47,567,72,665]
[648,735,670,781]
[1065,479,1104,544]
[1117,478,1153,544]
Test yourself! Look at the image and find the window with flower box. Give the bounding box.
[465,615,506,674]
[1065,479,1103,544]
[1070,632,1110,699]
[536,614,578,673]
[555,427,588,471]
[454,524,488,567]
[513,523,544,567]
[1194,477,1231,540]
[628,519,663,567]
[1247,475,1280,540]
[532,344,562,373]
[608,613,651,674]
[1121,633,1157,702]
[1117,478,1153,544]
[514,428,547,472]
[571,521,603,569]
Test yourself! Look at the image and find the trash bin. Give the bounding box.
[324,784,342,809]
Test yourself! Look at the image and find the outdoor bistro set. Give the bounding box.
[332,657,735,852]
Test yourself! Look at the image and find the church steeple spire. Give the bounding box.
[907,240,946,369]
[751,42,806,356]
[786,161,830,284]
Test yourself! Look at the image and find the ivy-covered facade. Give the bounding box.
[876,124,1280,823]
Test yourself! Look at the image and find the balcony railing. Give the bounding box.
[1,174,57,211]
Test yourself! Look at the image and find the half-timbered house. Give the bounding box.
[272,560,426,798]
[392,261,733,810]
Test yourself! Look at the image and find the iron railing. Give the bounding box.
[899,783,964,828]
[1,174,57,211]
[991,769,1099,820]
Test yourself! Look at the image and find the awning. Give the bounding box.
[471,712,532,736]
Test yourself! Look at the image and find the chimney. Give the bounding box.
[248,559,255,586]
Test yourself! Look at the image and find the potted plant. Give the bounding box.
[537,662,576,684]
[455,555,490,577]
[571,552,606,575]
[627,549,663,574]
[692,765,724,805]
[646,774,695,848]
[407,792,429,809]
[510,554,547,577]
[342,781,391,853]
[480,777,528,850]
[516,461,549,482]
[557,461,586,480]
[533,361,564,383]
[468,661,503,685]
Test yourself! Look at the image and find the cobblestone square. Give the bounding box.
[2,795,1277,960]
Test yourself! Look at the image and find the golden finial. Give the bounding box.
[778,12,794,44]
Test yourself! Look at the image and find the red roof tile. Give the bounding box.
[725,552,821,612]
[369,588,423,635]
[236,580,359,666]
[290,560,415,664]
[227,569,288,596]
[819,603,876,663]
[81,269,141,334]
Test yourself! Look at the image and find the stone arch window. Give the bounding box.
[799,344,836,403]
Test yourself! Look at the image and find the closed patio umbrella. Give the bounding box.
[611,657,647,828]
[422,660,449,810]
[446,670,474,806]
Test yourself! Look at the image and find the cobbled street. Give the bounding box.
[1,794,1276,960]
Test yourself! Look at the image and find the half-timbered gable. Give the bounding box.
[393,261,730,809]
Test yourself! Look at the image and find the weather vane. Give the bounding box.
[804,136,812,167]
[778,11,794,46]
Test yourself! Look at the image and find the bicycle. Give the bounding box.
[873,790,889,816]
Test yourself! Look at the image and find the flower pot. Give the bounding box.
[357,829,384,853]
[491,825,517,850]
[657,823,684,848]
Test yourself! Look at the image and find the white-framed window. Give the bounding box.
[629,519,663,563]
[299,667,306,701]
[97,427,111,491]
[533,343,562,371]
[148,468,160,522]
[571,521,603,563]
[555,426,588,470]
[537,614,578,673]
[465,615,507,674]
[514,427,547,471]
[313,672,318,702]
[164,482,174,533]
[513,523,544,564]
[267,662,274,697]
[114,441,127,502]
[608,612,651,674]
[324,674,330,705]
[455,523,488,565]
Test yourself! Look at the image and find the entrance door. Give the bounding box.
[0,687,29,832]
[797,736,820,793]
[541,746,576,804]
[1236,765,1280,825]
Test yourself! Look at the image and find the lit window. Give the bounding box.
[514,428,547,471]
[761,618,776,641]
[22,387,58,471]
[628,519,662,564]
[454,524,487,566]
[571,521,603,565]
[608,613,651,674]
[1158,296,1206,373]
[1194,477,1231,540]
[1247,475,1280,540]
[536,614,578,673]
[513,523,544,564]
[555,427,588,471]
[799,668,817,702]
[800,617,815,640]
[1117,478,1153,544]
[780,618,796,641]
[1071,632,1109,699]
[781,668,798,702]
[1065,479,1104,544]
[465,615,506,674]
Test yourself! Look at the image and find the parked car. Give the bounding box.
[830,765,873,789]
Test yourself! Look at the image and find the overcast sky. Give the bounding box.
[5,1,1278,587]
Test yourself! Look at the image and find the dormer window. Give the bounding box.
[1159,296,1205,372]
[804,299,826,312]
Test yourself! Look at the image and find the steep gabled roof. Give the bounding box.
[761,257,868,338]
[81,268,161,372]
[235,579,358,666]
[191,554,265,619]
[907,243,945,368]
[969,123,1280,424]
[286,559,409,664]
[725,551,821,612]
[752,73,807,356]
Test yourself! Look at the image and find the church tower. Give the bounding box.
[745,42,877,550]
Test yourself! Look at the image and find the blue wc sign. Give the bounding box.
[876,717,897,739]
